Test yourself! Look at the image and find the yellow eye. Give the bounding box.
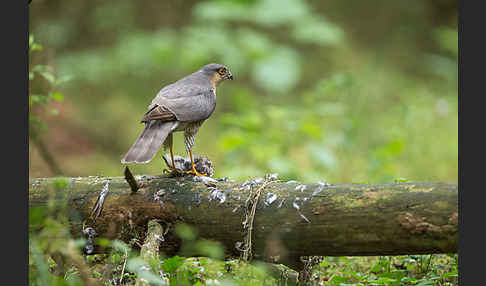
[218,68,226,75]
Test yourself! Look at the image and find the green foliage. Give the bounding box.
[29,1,458,284]
[174,223,225,261]
[29,187,84,285]
[28,192,457,286]
[118,224,281,285]
[126,257,167,285]
[311,255,458,285]
[162,256,185,274]
[29,34,70,137]
[434,27,458,57]
[53,177,70,190]
[30,0,457,183]
[175,223,199,241]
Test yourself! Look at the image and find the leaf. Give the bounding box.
[175,223,198,241]
[219,131,248,151]
[112,240,130,253]
[108,253,122,264]
[29,207,48,228]
[401,276,418,283]
[375,276,398,284]
[384,140,404,155]
[292,16,344,46]
[49,109,59,116]
[370,263,383,273]
[193,1,252,22]
[31,43,43,52]
[341,270,366,282]
[127,256,168,286]
[162,256,185,274]
[310,144,337,169]
[72,238,87,249]
[128,258,167,285]
[442,271,458,278]
[253,0,309,27]
[32,65,46,72]
[268,157,296,177]
[424,53,457,81]
[30,95,49,105]
[40,71,56,84]
[300,120,322,139]
[50,93,64,102]
[55,75,73,85]
[415,280,435,286]
[194,240,225,260]
[53,177,69,189]
[96,238,112,248]
[319,260,330,267]
[29,35,43,52]
[29,240,51,286]
[86,254,106,263]
[434,27,458,57]
[29,114,38,123]
[251,47,301,93]
[330,275,350,283]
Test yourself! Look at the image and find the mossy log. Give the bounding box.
[29,175,458,269]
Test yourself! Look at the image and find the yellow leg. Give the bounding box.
[163,136,177,174]
[186,150,207,177]
[170,144,176,169]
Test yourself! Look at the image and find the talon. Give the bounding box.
[164,167,184,177]
[186,150,208,177]
[186,168,207,177]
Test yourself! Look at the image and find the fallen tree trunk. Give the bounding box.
[29,175,458,269]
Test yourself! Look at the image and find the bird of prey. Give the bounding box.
[121,63,233,176]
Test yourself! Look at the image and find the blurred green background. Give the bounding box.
[29,0,457,183]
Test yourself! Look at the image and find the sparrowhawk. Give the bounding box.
[121,63,233,176]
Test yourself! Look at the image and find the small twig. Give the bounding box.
[242,176,277,262]
[124,166,139,193]
[424,254,433,274]
[30,131,63,175]
[90,181,110,222]
[65,240,99,286]
[298,256,324,285]
[119,248,128,285]
[263,262,298,286]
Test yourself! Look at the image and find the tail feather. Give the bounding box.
[121,121,176,164]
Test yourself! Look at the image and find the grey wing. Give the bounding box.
[149,84,216,122]
[141,105,177,123]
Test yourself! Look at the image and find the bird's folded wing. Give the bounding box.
[149,85,216,122]
[141,105,177,123]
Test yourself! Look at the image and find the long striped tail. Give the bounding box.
[121,121,177,164]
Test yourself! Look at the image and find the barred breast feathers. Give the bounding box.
[183,121,203,153]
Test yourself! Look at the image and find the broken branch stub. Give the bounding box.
[135,219,166,286]
[124,166,140,193]
[29,176,458,270]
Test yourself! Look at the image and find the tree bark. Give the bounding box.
[29,175,458,269]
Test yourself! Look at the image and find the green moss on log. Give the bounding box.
[29,176,458,269]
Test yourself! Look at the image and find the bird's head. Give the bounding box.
[199,63,233,87]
